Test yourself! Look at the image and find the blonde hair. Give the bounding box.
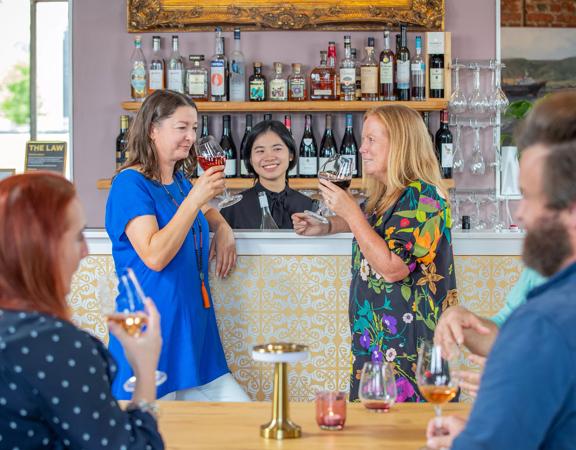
[363,105,447,216]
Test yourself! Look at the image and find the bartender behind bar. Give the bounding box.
[221,120,316,229]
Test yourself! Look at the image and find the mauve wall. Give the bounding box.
[73,0,496,227]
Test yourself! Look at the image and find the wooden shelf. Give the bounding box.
[97,177,454,191]
[121,99,449,113]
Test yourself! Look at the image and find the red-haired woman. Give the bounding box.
[0,173,164,449]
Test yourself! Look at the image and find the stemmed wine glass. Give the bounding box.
[416,341,460,447]
[470,126,486,175]
[489,61,509,113]
[304,155,353,225]
[449,63,467,114]
[195,135,242,208]
[359,361,398,413]
[452,124,464,174]
[468,65,489,114]
[100,268,167,392]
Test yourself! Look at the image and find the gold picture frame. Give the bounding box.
[128,0,444,32]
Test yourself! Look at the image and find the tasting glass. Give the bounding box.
[304,155,353,225]
[469,127,486,175]
[315,391,347,430]
[449,64,467,114]
[358,361,398,413]
[195,135,242,208]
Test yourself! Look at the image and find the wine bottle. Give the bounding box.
[411,36,426,101]
[240,114,253,178]
[130,36,147,101]
[428,32,445,99]
[258,192,279,230]
[197,115,209,176]
[220,115,237,177]
[319,114,338,169]
[210,27,228,102]
[361,37,378,101]
[167,35,184,94]
[422,111,434,146]
[284,114,297,178]
[340,114,360,177]
[379,31,395,101]
[148,36,165,94]
[299,114,318,178]
[116,115,129,169]
[229,28,246,102]
[435,110,453,179]
[396,24,411,101]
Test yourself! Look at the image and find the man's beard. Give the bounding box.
[522,217,573,277]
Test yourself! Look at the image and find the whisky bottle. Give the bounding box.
[269,62,288,101]
[411,36,426,101]
[148,36,165,94]
[229,28,246,102]
[167,35,184,94]
[310,51,336,100]
[116,115,129,169]
[210,27,228,102]
[379,31,395,101]
[351,48,362,101]
[340,35,356,101]
[328,41,340,99]
[298,114,318,178]
[130,36,147,101]
[249,62,266,101]
[288,63,306,101]
[361,38,378,101]
[186,55,208,101]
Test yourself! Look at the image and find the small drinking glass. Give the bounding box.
[469,127,486,175]
[449,64,467,114]
[358,361,397,413]
[304,155,353,225]
[316,391,347,430]
[195,135,242,208]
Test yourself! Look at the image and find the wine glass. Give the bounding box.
[358,361,398,413]
[489,61,509,113]
[195,135,242,208]
[304,155,353,225]
[416,341,460,445]
[100,268,167,393]
[449,63,467,114]
[452,124,464,174]
[469,126,486,175]
[468,65,489,114]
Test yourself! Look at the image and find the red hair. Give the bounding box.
[0,172,76,320]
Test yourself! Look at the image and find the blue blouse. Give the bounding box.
[105,170,229,399]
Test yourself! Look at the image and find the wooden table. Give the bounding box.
[158,402,470,449]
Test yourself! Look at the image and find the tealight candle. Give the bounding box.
[315,391,346,431]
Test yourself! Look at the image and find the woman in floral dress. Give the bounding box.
[293,105,457,401]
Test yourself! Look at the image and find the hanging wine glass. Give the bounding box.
[489,61,509,113]
[449,63,467,114]
[304,155,353,224]
[452,124,465,174]
[468,65,489,114]
[469,126,486,175]
[195,135,242,208]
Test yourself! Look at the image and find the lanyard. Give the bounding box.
[159,174,211,309]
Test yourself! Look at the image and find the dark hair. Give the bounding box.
[542,140,576,211]
[122,90,198,181]
[515,90,576,151]
[241,120,297,180]
[0,172,76,320]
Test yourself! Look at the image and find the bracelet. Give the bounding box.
[126,400,159,419]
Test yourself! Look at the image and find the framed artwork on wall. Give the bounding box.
[127,0,445,32]
[0,168,15,181]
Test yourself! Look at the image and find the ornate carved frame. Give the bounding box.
[127,0,444,32]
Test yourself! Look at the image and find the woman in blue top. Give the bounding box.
[106,90,249,401]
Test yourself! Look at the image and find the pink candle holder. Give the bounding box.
[315,391,346,431]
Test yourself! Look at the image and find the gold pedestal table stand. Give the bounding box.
[252,343,309,440]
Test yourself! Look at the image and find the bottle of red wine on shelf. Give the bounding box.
[240,114,253,178]
[116,115,129,170]
[396,24,411,101]
[299,114,318,178]
[196,115,210,176]
[428,32,445,98]
[220,115,237,177]
[422,111,434,146]
[319,114,338,169]
[435,110,453,179]
[340,113,360,177]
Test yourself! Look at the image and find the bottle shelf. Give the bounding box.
[97,177,454,191]
[121,99,449,113]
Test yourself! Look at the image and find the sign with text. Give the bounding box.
[25,141,67,175]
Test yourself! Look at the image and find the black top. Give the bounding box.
[220,182,317,229]
[0,309,164,449]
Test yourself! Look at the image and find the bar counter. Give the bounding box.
[156,401,470,449]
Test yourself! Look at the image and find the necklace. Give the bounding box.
[159,173,211,309]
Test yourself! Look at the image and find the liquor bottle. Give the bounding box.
[379,31,395,101]
[210,27,228,102]
[148,36,165,94]
[319,114,338,169]
[435,110,453,179]
[310,51,336,100]
[197,115,210,176]
[167,35,184,94]
[220,115,237,177]
[351,48,362,101]
[229,28,246,102]
[240,114,253,178]
[258,192,279,230]
[130,36,147,101]
[116,115,129,169]
[396,24,411,101]
[361,37,378,101]
[422,111,434,146]
[186,55,209,101]
[428,32,445,98]
[288,63,306,101]
[284,114,297,178]
[298,114,318,178]
[249,62,266,101]
[411,36,426,101]
[269,62,288,101]
[340,113,360,177]
[340,35,356,101]
[328,41,340,98]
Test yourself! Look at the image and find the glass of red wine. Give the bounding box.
[304,155,353,224]
[195,135,242,208]
[359,361,398,413]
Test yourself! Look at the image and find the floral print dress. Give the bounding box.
[349,180,457,402]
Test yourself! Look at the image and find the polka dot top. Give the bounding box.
[0,309,164,449]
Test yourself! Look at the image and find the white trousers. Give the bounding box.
[160,373,251,402]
